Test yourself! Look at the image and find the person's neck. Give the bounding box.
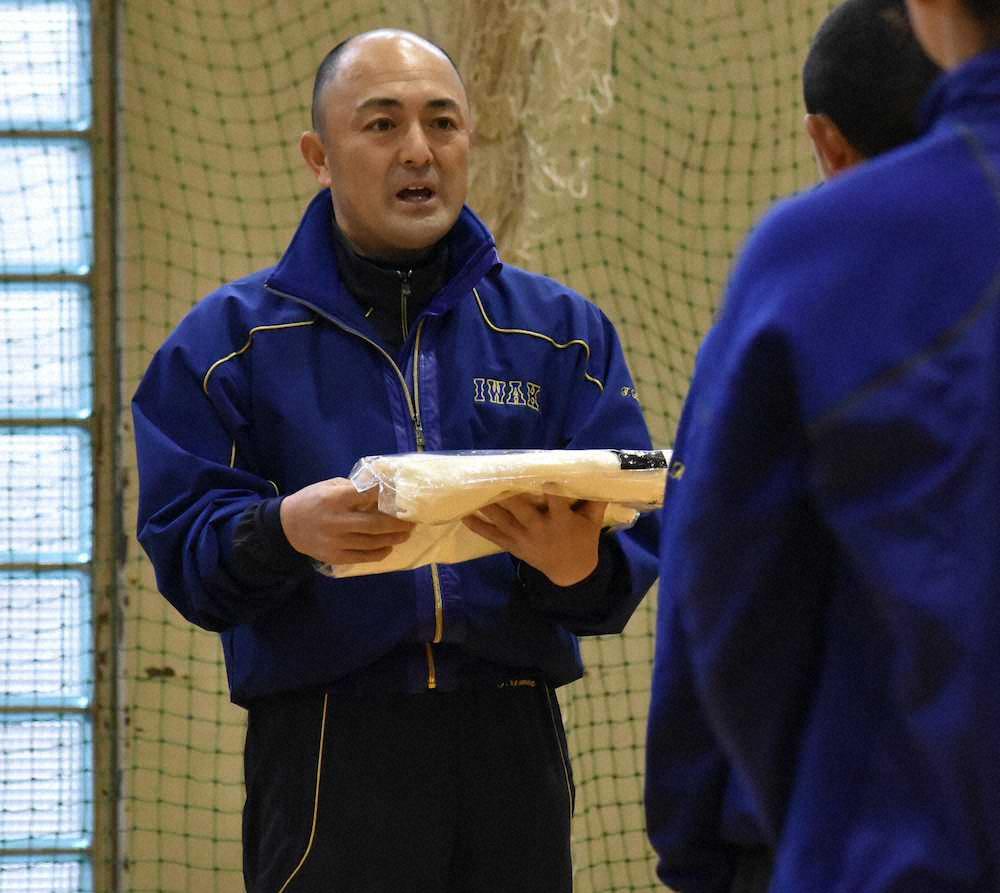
[330,212,450,351]
[332,217,439,270]
[936,14,990,69]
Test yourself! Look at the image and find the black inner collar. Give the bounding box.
[331,213,450,352]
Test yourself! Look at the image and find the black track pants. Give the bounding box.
[729,848,773,893]
[243,682,575,893]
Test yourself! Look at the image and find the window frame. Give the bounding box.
[0,1,119,889]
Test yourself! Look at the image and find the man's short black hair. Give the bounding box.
[964,0,1000,22]
[310,31,463,136]
[803,0,941,158]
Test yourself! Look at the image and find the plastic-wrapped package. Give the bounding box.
[319,448,669,577]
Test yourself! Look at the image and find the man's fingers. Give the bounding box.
[330,545,394,565]
[542,494,607,524]
[331,478,379,508]
[351,487,380,508]
[542,494,573,516]
[477,502,530,534]
[353,512,415,534]
[321,478,415,530]
[337,529,412,550]
[463,513,516,549]
[575,499,608,524]
[319,476,384,511]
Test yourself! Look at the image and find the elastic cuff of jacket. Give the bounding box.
[232,497,314,577]
[517,534,620,619]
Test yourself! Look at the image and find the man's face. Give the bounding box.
[311,34,471,259]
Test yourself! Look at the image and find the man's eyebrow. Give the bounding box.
[426,98,462,112]
[355,96,463,113]
[356,97,402,112]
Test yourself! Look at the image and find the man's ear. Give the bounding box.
[804,113,865,180]
[299,130,332,187]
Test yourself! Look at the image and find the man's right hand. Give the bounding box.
[279,477,414,566]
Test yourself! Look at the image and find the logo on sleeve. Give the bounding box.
[473,378,541,413]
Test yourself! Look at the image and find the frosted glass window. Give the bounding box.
[0,858,89,893]
[0,428,91,563]
[0,716,91,847]
[0,140,92,274]
[0,0,90,130]
[0,573,90,706]
[0,284,92,419]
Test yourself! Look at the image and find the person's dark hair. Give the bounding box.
[803,0,941,158]
[310,31,463,136]
[963,0,1000,22]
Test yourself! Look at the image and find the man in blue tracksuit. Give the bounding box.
[646,0,1000,889]
[645,4,941,891]
[133,29,659,893]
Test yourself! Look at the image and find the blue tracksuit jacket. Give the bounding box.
[647,51,1000,892]
[133,191,660,706]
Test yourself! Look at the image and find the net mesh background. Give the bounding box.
[2,0,833,890]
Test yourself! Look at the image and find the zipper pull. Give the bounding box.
[414,415,426,451]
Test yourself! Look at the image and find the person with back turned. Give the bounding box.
[644,2,967,890]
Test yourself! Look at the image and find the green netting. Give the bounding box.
[2,1,833,891]
[120,3,825,890]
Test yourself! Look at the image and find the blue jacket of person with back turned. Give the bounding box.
[647,50,1000,892]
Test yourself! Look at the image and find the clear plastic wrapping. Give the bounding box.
[319,448,669,577]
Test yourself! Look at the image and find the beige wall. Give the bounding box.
[121,1,828,889]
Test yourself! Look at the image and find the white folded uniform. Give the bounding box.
[319,448,669,578]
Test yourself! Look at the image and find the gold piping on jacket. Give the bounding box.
[277,693,329,893]
[542,683,574,823]
[424,643,437,690]
[201,320,316,395]
[472,288,604,391]
[430,565,444,645]
[229,441,278,499]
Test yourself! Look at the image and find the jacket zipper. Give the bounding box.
[412,320,444,689]
[266,285,421,438]
[265,284,441,687]
[399,270,413,345]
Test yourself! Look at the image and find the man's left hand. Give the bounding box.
[462,494,607,586]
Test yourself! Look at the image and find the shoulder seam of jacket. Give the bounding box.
[472,287,604,391]
[202,320,316,395]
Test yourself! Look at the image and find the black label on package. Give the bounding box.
[613,449,669,470]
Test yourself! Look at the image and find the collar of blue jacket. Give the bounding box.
[920,47,1000,133]
[265,189,502,326]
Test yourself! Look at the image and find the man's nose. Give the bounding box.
[399,123,433,167]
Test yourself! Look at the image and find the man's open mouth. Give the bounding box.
[397,187,435,202]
